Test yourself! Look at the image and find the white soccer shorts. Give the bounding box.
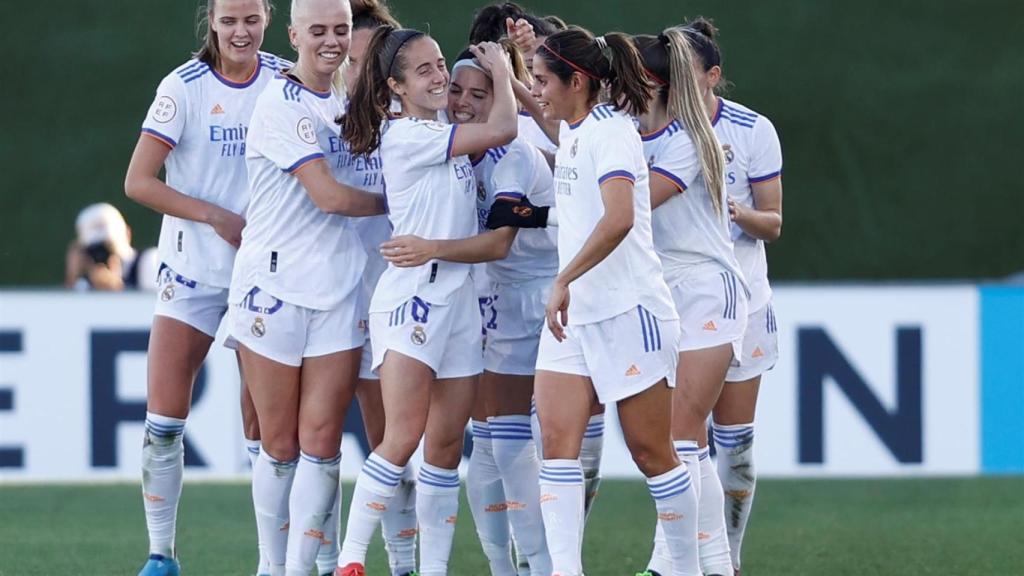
[726,301,779,382]
[152,263,229,338]
[480,277,552,376]
[671,268,748,360]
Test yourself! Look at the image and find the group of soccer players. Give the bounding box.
[123,0,783,575]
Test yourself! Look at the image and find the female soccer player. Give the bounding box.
[688,19,784,575]
[528,28,697,576]
[226,0,386,574]
[632,26,750,576]
[123,1,284,574]
[379,47,554,576]
[335,29,517,576]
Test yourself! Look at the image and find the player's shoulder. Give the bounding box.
[169,58,212,86]
[717,98,772,131]
[257,51,293,73]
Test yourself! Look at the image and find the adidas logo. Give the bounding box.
[702,320,718,331]
[142,493,165,503]
[304,528,325,540]
[210,103,225,114]
[625,364,642,377]
[445,515,458,524]
[752,346,764,358]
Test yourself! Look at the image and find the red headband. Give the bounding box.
[644,67,668,86]
[540,41,600,81]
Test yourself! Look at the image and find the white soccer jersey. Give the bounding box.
[552,104,676,325]
[337,131,388,316]
[712,98,783,312]
[517,112,558,156]
[371,117,477,312]
[229,75,366,311]
[474,138,558,283]
[140,52,290,288]
[642,120,747,288]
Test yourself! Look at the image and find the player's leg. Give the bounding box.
[240,344,302,576]
[488,372,550,576]
[419,375,477,576]
[712,377,760,575]
[582,402,605,522]
[337,350,433,574]
[238,352,270,576]
[138,314,214,576]
[467,377,516,576]
[288,347,360,576]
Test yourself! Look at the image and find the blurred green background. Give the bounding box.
[2,0,1022,286]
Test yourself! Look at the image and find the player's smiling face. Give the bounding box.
[530,54,573,122]
[447,67,493,125]
[211,0,268,67]
[391,37,449,118]
[289,0,352,79]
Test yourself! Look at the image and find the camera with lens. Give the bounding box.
[83,241,114,265]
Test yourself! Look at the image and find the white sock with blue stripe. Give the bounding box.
[253,448,298,572]
[581,414,604,520]
[697,445,733,575]
[417,463,462,576]
[713,422,755,572]
[647,464,700,576]
[243,438,270,575]
[648,441,702,576]
[315,471,342,575]
[468,421,516,576]
[530,400,543,458]
[141,411,186,558]
[382,464,418,576]
[338,452,404,568]
[539,459,585,576]
[490,415,551,576]
[286,452,341,576]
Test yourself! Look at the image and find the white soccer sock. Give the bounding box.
[647,464,700,576]
[338,452,404,568]
[580,414,604,521]
[417,463,462,576]
[713,422,756,572]
[382,464,418,576]
[315,476,342,575]
[647,441,702,576]
[698,446,733,575]
[539,459,584,576]
[253,448,298,571]
[468,421,516,576]
[244,438,270,575]
[490,415,551,576]
[246,438,262,468]
[142,412,186,558]
[285,452,341,576]
[530,400,543,459]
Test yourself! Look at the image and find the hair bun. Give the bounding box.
[686,17,718,40]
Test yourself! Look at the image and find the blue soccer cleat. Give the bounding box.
[137,554,180,576]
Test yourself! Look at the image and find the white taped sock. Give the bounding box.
[142,412,186,558]
[698,447,733,575]
[253,448,298,572]
[286,452,341,576]
[647,465,700,576]
[580,414,604,521]
[490,415,550,576]
[539,459,584,576]
[713,423,755,572]
[417,463,462,576]
[338,452,404,568]
[382,464,418,575]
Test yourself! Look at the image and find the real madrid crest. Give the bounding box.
[252,317,266,338]
[723,144,734,164]
[570,138,579,158]
[477,181,487,202]
[411,325,427,346]
[161,284,175,302]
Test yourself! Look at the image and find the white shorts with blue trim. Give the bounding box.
[726,301,779,382]
[480,276,552,376]
[369,280,483,380]
[153,263,228,338]
[226,286,364,367]
[671,268,748,360]
[535,306,679,404]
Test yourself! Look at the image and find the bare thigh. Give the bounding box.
[485,371,535,417]
[297,348,361,458]
[423,375,478,468]
[377,351,435,466]
[534,370,594,460]
[146,315,215,419]
[356,378,386,449]
[672,343,734,444]
[617,380,678,477]
[713,376,761,425]
[239,345,301,461]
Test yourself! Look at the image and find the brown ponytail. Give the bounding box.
[536,27,653,115]
[342,26,425,156]
[662,27,727,215]
[351,0,400,30]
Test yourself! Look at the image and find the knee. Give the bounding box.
[425,434,466,469]
[540,425,579,461]
[629,443,676,478]
[298,420,342,459]
[380,431,423,465]
[262,436,299,462]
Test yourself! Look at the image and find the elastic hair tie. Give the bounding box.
[595,36,613,64]
[540,40,600,80]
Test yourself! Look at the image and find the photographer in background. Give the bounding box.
[64,203,158,292]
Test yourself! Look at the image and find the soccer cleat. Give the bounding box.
[398,572,419,576]
[137,554,180,576]
[334,563,365,576]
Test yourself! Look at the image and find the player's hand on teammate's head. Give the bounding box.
[485,197,549,229]
[470,41,510,75]
[380,235,438,268]
[505,17,536,54]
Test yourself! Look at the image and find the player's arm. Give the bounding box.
[293,159,386,216]
[729,176,782,242]
[649,169,684,209]
[449,43,518,157]
[381,228,517,267]
[124,136,245,247]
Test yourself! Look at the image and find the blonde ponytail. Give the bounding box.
[663,27,726,216]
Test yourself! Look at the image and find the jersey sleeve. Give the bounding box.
[140,74,187,149]
[254,97,326,174]
[592,119,641,187]
[491,145,531,201]
[748,116,783,183]
[649,133,700,193]
[392,119,458,167]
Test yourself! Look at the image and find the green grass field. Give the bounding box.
[2,478,1022,575]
